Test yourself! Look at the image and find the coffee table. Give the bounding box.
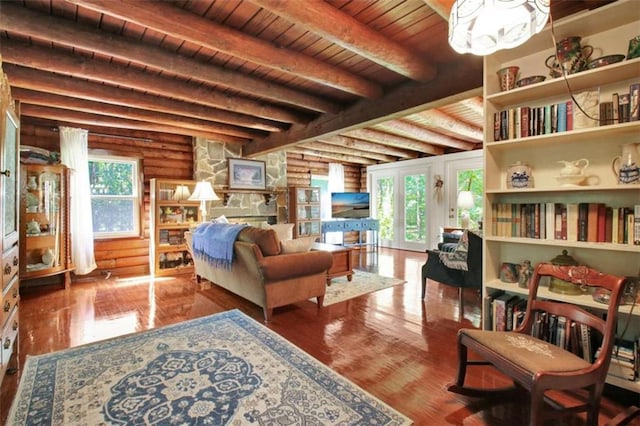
[311,242,353,285]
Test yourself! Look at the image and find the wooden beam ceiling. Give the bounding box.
[0,0,605,168]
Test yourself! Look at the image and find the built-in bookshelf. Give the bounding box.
[482,0,640,393]
[149,179,200,276]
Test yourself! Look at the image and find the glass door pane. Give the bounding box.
[375,176,394,243]
[404,174,426,243]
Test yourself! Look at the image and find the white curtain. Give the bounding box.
[325,163,344,244]
[59,126,97,275]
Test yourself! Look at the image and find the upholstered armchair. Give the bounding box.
[421,229,482,317]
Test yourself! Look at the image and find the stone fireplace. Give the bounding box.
[192,137,288,224]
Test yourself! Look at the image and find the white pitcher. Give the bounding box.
[611,143,640,184]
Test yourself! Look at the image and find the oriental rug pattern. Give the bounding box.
[8,309,411,425]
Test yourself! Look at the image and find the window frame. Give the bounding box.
[88,153,143,239]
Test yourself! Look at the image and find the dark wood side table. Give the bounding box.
[311,242,353,285]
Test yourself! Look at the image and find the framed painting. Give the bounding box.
[228,158,266,190]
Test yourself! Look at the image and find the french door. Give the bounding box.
[373,167,430,251]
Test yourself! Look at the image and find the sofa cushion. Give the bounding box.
[237,227,281,256]
[261,222,294,241]
[280,236,316,253]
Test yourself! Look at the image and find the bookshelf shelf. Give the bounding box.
[485,236,640,253]
[482,0,640,393]
[486,279,639,316]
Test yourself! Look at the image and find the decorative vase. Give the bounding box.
[611,143,640,184]
[42,248,55,267]
[545,36,593,77]
[497,66,519,91]
[27,175,38,191]
[507,161,533,189]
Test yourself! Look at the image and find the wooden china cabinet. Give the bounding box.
[19,164,74,288]
[1,62,20,383]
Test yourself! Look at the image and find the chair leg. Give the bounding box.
[421,264,427,300]
[447,336,469,393]
[458,288,464,318]
[529,387,545,426]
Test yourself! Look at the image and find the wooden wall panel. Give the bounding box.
[20,123,193,279]
[20,126,365,280]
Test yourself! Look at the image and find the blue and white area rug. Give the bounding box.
[8,309,411,425]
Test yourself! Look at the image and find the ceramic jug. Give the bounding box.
[612,143,640,184]
[545,36,593,77]
[507,161,533,188]
[558,159,589,176]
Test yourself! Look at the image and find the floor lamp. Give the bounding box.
[188,180,219,223]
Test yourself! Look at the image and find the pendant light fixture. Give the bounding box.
[448,0,550,56]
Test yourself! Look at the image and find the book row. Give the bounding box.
[486,292,602,365]
[493,83,640,141]
[596,339,640,382]
[491,203,640,245]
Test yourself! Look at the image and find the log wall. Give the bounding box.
[20,123,193,278]
[20,124,364,279]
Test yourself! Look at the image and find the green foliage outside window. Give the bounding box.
[376,177,394,240]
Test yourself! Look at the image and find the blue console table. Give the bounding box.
[321,219,379,251]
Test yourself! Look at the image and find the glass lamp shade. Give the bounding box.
[448,0,550,56]
[457,191,475,210]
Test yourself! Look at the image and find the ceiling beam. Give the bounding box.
[411,109,482,141]
[66,0,383,98]
[459,96,484,116]
[375,120,476,150]
[242,59,482,156]
[422,0,455,20]
[248,0,436,82]
[318,135,419,159]
[346,128,444,156]
[0,3,340,115]
[12,88,266,139]
[287,148,377,165]
[21,104,248,144]
[299,141,398,163]
[0,39,304,124]
[3,64,286,133]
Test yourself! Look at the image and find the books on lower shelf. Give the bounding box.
[491,202,639,245]
[486,290,640,382]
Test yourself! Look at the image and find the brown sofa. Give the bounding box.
[185,226,333,321]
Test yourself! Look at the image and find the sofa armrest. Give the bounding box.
[259,250,333,282]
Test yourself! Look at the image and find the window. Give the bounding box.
[88,155,141,238]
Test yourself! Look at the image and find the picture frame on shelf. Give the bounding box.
[228,158,266,190]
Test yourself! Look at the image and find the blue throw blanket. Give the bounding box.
[191,223,248,270]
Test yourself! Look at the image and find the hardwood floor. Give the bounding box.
[1,248,638,425]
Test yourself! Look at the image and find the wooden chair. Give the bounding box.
[447,262,628,425]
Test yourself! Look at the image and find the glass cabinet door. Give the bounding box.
[21,165,68,276]
[2,109,19,249]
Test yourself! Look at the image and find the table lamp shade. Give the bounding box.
[457,190,475,210]
[188,180,219,222]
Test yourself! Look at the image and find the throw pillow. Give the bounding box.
[280,236,316,254]
[212,214,229,223]
[262,223,294,241]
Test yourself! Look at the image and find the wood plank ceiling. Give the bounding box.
[0,0,611,168]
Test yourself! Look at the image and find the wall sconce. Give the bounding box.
[188,180,219,222]
[448,0,550,56]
